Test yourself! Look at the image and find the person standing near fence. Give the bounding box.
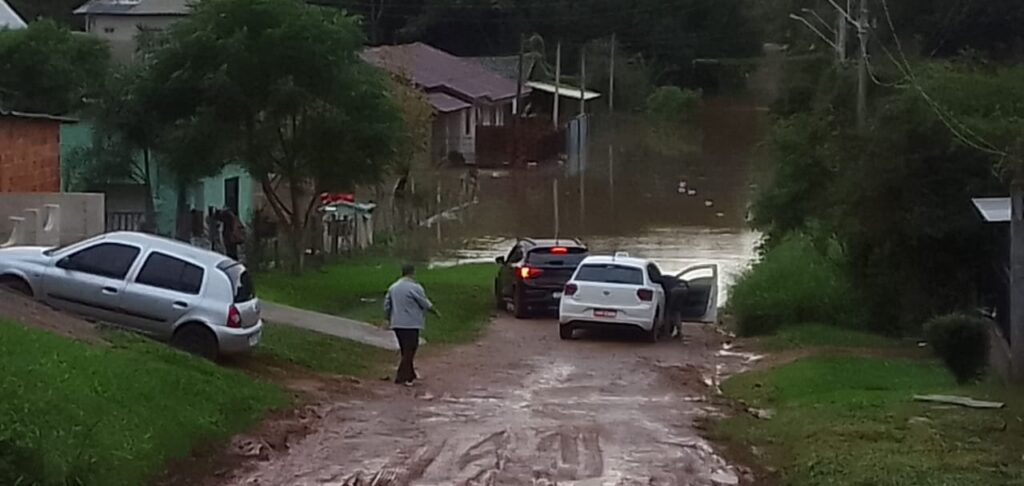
[384,264,440,386]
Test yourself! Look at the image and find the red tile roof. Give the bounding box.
[362,43,526,106]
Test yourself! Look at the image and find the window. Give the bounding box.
[506,244,525,264]
[59,243,140,280]
[103,27,115,34]
[222,264,255,302]
[575,264,644,285]
[464,109,472,135]
[647,264,662,282]
[527,247,588,267]
[135,252,204,294]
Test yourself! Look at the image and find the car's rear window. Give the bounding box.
[223,264,255,302]
[526,247,588,267]
[575,264,644,285]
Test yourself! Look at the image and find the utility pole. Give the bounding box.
[514,34,525,165]
[836,0,849,62]
[608,33,616,112]
[856,0,869,132]
[579,46,587,117]
[1013,175,1024,382]
[552,178,560,240]
[553,41,561,128]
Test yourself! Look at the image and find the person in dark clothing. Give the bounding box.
[384,264,441,386]
[216,208,246,260]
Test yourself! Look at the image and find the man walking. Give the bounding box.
[384,264,439,386]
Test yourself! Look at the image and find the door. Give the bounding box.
[500,243,526,299]
[224,177,240,216]
[42,242,141,324]
[120,252,206,338]
[675,264,719,323]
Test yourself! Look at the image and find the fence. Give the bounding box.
[106,211,145,232]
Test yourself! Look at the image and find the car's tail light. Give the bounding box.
[637,288,654,302]
[518,266,544,279]
[227,305,242,328]
[564,283,578,296]
[550,247,569,254]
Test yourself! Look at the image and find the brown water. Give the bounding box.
[430,96,767,304]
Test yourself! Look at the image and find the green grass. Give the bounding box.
[713,356,1024,485]
[257,258,495,344]
[256,323,393,377]
[757,323,904,351]
[0,321,287,486]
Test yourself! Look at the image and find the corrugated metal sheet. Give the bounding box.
[0,0,26,29]
[973,197,1010,223]
[362,43,526,103]
[74,0,193,16]
[527,81,602,101]
[426,92,471,113]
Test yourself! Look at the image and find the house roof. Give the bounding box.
[362,43,527,105]
[466,55,538,82]
[0,0,26,29]
[74,0,194,16]
[973,197,1010,223]
[426,92,471,113]
[526,81,602,101]
[0,108,78,123]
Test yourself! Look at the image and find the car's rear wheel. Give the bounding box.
[559,324,575,340]
[646,311,661,343]
[513,287,530,319]
[494,280,505,311]
[0,276,32,297]
[171,323,219,361]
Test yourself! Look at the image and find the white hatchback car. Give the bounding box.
[558,253,718,342]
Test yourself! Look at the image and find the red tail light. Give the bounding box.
[550,247,569,254]
[518,266,544,279]
[564,283,578,296]
[227,305,242,328]
[637,288,654,302]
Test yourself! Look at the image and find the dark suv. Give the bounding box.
[494,238,589,318]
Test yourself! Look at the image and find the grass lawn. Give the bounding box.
[713,327,1024,485]
[257,259,496,344]
[255,322,393,377]
[0,321,287,486]
[755,323,905,351]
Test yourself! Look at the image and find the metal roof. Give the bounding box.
[973,197,1010,223]
[362,43,527,104]
[0,108,78,123]
[466,55,538,82]
[526,81,602,101]
[0,0,26,29]
[74,0,194,16]
[426,92,471,113]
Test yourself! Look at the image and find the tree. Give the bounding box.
[0,20,108,114]
[141,0,403,271]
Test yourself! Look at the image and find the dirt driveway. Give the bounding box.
[220,316,757,485]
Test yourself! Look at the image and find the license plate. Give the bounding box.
[553,292,563,299]
[248,333,261,347]
[594,309,617,318]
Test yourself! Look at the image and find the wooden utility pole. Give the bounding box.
[552,178,560,240]
[608,33,616,112]
[1012,178,1024,381]
[579,46,587,117]
[856,0,869,132]
[514,34,525,165]
[836,0,849,62]
[553,41,561,128]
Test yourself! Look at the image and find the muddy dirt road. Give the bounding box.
[222,315,755,486]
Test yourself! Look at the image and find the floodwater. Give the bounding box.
[431,95,767,304]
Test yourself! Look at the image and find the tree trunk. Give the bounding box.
[141,149,157,234]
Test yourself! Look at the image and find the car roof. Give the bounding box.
[101,232,237,268]
[579,255,651,267]
[519,238,586,249]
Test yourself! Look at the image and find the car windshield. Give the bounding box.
[575,264,644,285]
[526,247,588,267]
[222,264,255,302]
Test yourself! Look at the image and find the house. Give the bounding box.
[74,0,193,62]
[0,0,26,29]
[361,42,527,164]
[1,109,76,193]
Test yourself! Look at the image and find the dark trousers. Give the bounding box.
[394,329,420,384]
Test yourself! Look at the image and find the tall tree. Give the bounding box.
[141,0,403,270]
[0,20,108,114]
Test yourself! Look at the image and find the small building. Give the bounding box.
[362,42,527,165]
[1,110,76,193]
[0,0,26,29]
[74,0,192,62]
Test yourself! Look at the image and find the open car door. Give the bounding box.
[674,264,719,323]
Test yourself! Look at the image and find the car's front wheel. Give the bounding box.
[171,323,219,361]
[0,276,32,297]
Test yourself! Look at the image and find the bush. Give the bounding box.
[644,86,702,123]
[924,313,990,383]
[729,233,863,336]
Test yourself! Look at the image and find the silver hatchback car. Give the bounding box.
[0,231,262,359]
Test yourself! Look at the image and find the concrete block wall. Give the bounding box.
[0,193,104,246]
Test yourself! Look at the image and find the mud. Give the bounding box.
[217,317,758,486]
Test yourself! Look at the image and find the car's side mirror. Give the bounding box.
[495,256,505,265]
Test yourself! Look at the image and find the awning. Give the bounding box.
[973,197,1010,223]
[426,92,471,113]
[526,81,602,101]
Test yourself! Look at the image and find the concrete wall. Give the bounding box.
[0,116,62,192]
[86,15,182,63]
[0,193,104,246]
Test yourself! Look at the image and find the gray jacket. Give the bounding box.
[384,277,433,330]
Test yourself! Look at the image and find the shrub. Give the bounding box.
[924,313,990,383]
[729,233,863,336]
[644,86,702,123]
